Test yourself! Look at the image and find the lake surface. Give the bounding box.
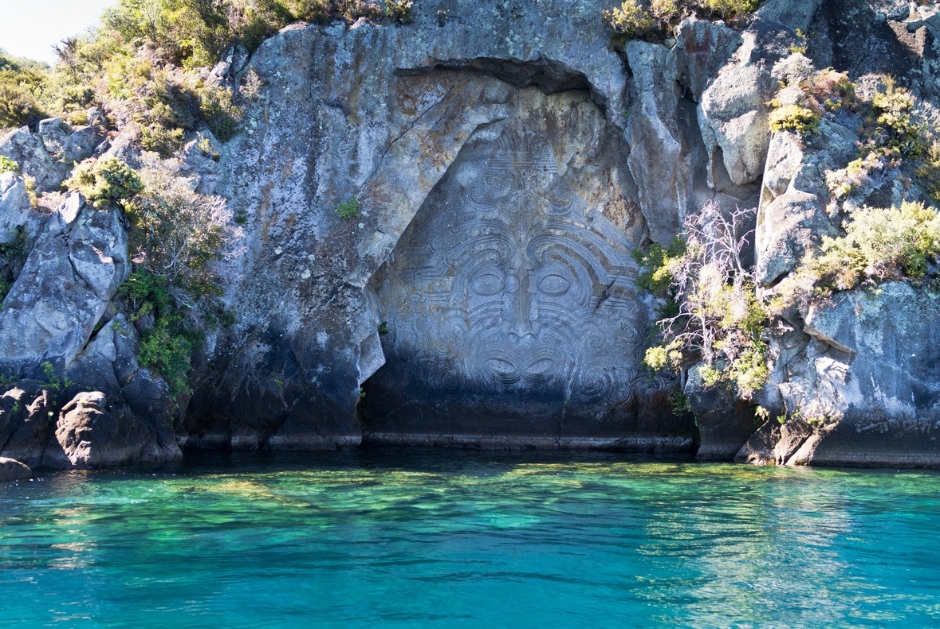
[1,450,939,628]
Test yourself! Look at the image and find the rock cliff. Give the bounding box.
[2,0,940,475]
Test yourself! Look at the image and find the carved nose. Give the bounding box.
[507,271,538,339]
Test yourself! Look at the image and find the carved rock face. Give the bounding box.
[363,88,686,446]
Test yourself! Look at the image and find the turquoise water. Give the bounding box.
[1,451,939,628]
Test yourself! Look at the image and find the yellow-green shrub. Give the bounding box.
[66,158,144,208]
[772,201,940,313]
[768,104,819,135]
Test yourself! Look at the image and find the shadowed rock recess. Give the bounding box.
[4,0,940,474]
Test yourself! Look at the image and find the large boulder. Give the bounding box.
[0,383,55,468]
[0,172,44,246]
[44,392,152,469]
[0,126,67,191]
[0,193,129,373]
[740,282,940,467]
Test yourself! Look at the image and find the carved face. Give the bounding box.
[376,125,647,404]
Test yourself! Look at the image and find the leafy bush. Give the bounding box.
[0,156,18,174]
[335,197,359,220]
[113,157,234,399]
[603,1,655,37]
[66,158,144,208]
[602,0,757,38]
[127,156,227,300]
[118,271,199,397]
[0,50,48,129]
[697,0,758,20]
[824,152,886,200]
[640,203,768,399]
[771,201,940,314]
[384,0,413,22]
[768,104,819,135]
[869,78,926,158]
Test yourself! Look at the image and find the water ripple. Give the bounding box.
[1,450,939,628]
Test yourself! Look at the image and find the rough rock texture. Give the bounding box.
[1,0,939,468]
[740,283,940,467]
[188,0,729,452]
[0,193,128,373]
[42,391,162,470]
[360,85,690,450]
[0,114,106,193]
[755,122,854,284]
[685,364,760,461]
[0,172,46,248]
[0,457,31,481]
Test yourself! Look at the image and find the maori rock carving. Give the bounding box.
[372,115,658,412]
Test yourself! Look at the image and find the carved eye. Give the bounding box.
[471,272,505,296]
[487,358,517,375]
[526,358,555,375]
[537,273,571,296]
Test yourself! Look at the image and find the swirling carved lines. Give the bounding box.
[374,116,660,406]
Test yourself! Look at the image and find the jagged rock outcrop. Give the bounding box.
[0,193,128,371]
[740,282,940,467]
[0,113,106,192]
[1,0,938,468]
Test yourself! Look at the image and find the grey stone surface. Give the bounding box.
[0,194,129,372]
[45,392,151,470]
[361,87,688,448]
[740,283,940,467]
[0,457,32,481]
[0,126,70,191]
[38,118,73,161]
[0,172,44,246]
[755,117,856,285]
[2,0,937,468]
[189,1,698,451]
[685,363,760,461]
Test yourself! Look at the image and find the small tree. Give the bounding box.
[66,157,144,209]
[644,202,768,399]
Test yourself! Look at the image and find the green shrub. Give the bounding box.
[0,83,45,130]
[640,203,769,399]
[870,79,926,158]
[632,237,685,294]
[0,50,48,129]
[140,123,185,156]
[118,271,200,398]
[66,158,144,208]
[384,0,413,22]
[772,201,940,313]
[825,152,886,200]
[603,1,655,37]
[127,156,226,298]
[697,0,758,20]
[768,104,819,135]
[197,82,242,142]
[0,156,18,174]
[335,197,360,220]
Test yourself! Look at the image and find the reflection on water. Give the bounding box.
[1,450,939,628]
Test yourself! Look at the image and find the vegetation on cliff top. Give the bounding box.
[643,61,940,411]
[0,0,413,137]
[603,0,758,38]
